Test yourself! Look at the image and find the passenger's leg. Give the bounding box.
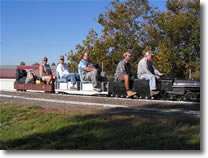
[66,73,76,85]
[85,71,98,88]
[75,73,80,80]
[118,74,129,90]
[118,74,136,97]
[138,74,156,90]
[45,76,52,84]
[149,75,157,91]
[138,74,159,96]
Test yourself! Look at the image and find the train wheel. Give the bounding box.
[184,92,198,102]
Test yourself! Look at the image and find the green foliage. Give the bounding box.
[32,62,40,66]
[51,62,56,66]
[20,61,25,65]
[98,0,152,74]
[146,0,200,79]
[65,0,200,79]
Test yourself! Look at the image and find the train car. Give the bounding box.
[55,75,200,102]
[55,76,108,96]
[160,79,200,101]
[107,79,200,101]
[13,65,200,102]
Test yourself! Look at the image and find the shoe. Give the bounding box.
[93,87,101,92]
[150,90,160,96]
[70,86,77,90]
[127,90,137,97]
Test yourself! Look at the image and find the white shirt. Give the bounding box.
[56,63,71,78]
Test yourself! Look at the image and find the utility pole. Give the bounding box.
[189,69,192,79]
[93,17,96,31]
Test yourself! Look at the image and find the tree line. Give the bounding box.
[65,0,200,80]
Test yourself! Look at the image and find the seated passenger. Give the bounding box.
[137,51,164,96]
[39,57,56,84]
[114,52,137,97]
[78,51,101,92]
[56,56,80,89]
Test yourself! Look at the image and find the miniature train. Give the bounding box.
[55,78,200,102]
[14,66,200,102]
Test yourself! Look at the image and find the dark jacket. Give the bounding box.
[114,59,132,80]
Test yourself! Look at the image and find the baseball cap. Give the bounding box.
[145,51,153,57]
[123,52,132,57]
[59,56,64,60]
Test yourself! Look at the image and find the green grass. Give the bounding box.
[0,103,200,150]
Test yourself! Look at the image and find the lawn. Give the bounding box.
[0,103,200,150]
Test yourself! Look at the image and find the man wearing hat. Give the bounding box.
[114,52,137,97]
[137,51,164,96]
[56,56,79,89]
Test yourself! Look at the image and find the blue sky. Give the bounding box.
[1,0,167,66]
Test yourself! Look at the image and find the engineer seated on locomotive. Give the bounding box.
[39,57,56,84]
[137,51,164,96]
[114,52,137,97]
[56,56,80,89]
[78,51,102,92]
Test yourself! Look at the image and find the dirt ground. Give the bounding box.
[0,91,200,120]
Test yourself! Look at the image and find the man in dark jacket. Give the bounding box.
[114,52,137,97]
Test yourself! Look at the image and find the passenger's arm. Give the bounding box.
[83,67,97,72]
[152,65,163,76]
[39,65,46,76]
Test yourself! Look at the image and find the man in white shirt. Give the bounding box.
[56,56,79,89]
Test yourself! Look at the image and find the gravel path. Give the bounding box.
[0,91,200,120]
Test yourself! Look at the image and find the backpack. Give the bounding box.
[25,71,36,84]
[16,69,27,83]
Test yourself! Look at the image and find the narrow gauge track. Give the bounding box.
[0,91,200,120]
[0,90,200,105]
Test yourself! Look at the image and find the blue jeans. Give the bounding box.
[138,74,157,91]
[62,73,80,85]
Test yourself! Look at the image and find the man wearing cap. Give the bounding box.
[137,51,164,96]
[39,57,56,84]
[56,56,80,89]
[114,52,137,97]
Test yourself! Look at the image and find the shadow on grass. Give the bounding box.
[1,104,200,150]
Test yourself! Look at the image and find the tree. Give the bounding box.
[32,62,40,66]
[145,0,200,79]
[66,0,200,79]
[98,0,152,74]
[66,29,109,74]
[20,61,25,65]
[66,0,154,76]
[51,62,56,66]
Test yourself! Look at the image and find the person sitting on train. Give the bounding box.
[56,56,80,89]
[114,52,137,97]
[137,51,164,96]
[78,51,102,92]
[39,57,56,84]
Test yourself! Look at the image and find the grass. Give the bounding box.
[0,103,200,150]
